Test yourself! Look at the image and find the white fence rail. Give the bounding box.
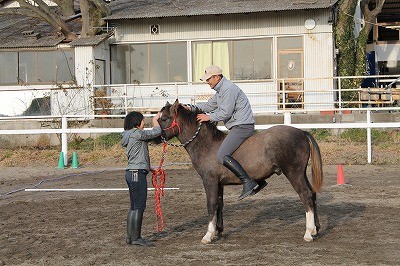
[1,108,400,165]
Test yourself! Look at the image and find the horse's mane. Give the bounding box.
[177,105,226,141]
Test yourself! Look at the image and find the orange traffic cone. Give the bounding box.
[336,164,345,185]
[334,164,351,187]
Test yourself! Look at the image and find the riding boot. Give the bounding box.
[126,209,135,244]
[131,210,154,247]
[223,155,259,200]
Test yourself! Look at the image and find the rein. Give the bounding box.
[151,142,167,233]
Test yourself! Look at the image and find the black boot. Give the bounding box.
[131,210,154,247]
[223,155,259,200]
[126,209,134,244]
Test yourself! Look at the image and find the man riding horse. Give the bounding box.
[184,65,267,199]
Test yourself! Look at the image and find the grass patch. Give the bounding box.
[70,133,122,150]
[309,129,331,141]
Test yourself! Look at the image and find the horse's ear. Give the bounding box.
[171,99,180,113]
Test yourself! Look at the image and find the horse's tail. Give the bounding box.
[304,131,323,192]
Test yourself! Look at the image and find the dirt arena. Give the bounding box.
[1,160,399,266]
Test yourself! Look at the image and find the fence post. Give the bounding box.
[124,84,128,115]
[338,77,342,111]
[62,116,68,167]
[284,112,291,125]
[367,109,372,164]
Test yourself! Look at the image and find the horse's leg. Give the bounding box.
[201,177,219,244]
[216,184,224,237]
[312,192,321,232]
[286,171,317,242]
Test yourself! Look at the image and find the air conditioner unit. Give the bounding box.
[150,24,160,35]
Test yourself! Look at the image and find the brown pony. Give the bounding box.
[158,100,323,243]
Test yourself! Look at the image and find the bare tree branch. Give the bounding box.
[14,0,77,40]
[360,0,385,34]
[53,0,75,17]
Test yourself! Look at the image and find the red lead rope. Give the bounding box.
[151,142,167,232]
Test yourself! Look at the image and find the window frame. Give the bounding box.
[0,49,75,86]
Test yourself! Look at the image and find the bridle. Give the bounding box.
[161,109,202,147]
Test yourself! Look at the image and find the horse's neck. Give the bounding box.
[176,122,200,144]
[179,123,222,158]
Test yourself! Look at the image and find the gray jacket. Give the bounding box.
[121,126,161,171]
[195,77,254,129]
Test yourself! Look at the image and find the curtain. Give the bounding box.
[193,43,212,81]
[212,42,230,80]
[193,42,231,81]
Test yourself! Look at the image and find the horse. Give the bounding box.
[158,99,323,244]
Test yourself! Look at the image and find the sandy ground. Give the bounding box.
[1,161,399,265]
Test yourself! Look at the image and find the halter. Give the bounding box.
[161,110,202,147]
[161,111,182,135]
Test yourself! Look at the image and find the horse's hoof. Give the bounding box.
[304,236,314,242]
[201,238,211,244]
[303,231,314,242]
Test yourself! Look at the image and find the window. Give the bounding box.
[192,38,273,81]
[130,44,147,84]
[0,52,18,84]
[56,50,74,82]
[111,42,187,84]
[38,51,54,82]
[0,49,74,85]
[111,45,130,84]
[19,52,36,83]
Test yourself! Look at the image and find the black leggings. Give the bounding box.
[125,169,148,211]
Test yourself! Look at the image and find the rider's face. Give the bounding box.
[206,75,221,89]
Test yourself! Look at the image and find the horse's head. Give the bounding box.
[158,99,183,140]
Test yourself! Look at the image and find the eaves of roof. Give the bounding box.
[69,33,112,47]
[105,0,339,20]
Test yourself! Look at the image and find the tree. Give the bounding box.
[335,0,385,103]
[0,0,111,41]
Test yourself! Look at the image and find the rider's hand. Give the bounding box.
[182,104,191,111]
[196,113,210,123]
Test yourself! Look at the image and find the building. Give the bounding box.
[1,0,398,116]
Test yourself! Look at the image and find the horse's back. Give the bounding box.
[261,125,310,157]
[234,125,310,175]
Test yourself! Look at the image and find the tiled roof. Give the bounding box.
[0,14,65,49]
[105,0,339,20]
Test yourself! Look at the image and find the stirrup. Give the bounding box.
[250,181,268,196]
[238,183,259,200]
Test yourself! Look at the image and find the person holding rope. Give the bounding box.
[122,111,161,247]
[184,65,267,200]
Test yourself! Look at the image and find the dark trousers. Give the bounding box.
[125,169,148,211]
